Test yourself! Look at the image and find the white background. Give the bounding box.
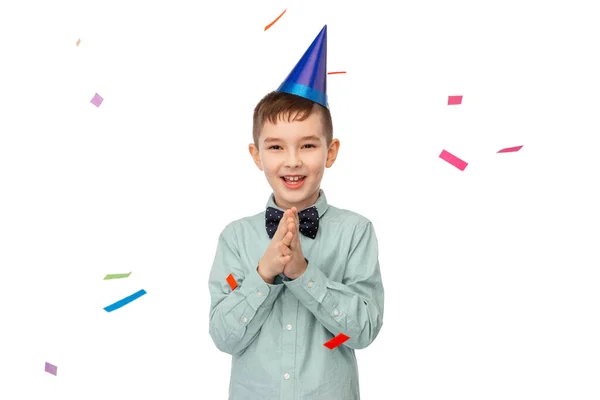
[1,0,599,399]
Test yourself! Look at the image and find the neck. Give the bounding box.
[274,188,320,210]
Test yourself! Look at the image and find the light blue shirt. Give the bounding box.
[208,189,384,399]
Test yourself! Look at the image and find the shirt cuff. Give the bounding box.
[279,258,308,282]
[239,266,284,311]
[283,258,327,304]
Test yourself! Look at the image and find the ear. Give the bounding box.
[248,144,264,171]
[325,139,340,168]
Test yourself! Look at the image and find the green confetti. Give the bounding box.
[103,272,132,280]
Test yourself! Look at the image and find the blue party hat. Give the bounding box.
[277,25,328,109]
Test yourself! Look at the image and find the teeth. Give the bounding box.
[284,176,304,182]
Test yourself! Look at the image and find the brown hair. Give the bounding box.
[252,91,333,150]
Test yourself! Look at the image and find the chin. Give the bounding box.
[270,176,319,205]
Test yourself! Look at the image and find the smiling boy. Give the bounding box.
[208,25,384,400]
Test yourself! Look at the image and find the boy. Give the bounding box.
[208,25,384,400]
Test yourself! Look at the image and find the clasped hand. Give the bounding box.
[258,207,308,283]
[279,207,308,280]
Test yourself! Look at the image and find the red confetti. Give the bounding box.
[264,9,286,31]
[226,273,238,290]
[497,145,523,153]
[448,95,463,105]
[328,71,346,75]
[439,149,468,171]
[323,333,350,350]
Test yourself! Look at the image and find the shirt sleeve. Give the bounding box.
[208,224,284,355]
[284,221,384,350]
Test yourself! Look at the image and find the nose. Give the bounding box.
[283,150,302,167]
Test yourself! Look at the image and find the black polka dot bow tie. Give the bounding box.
[265,206,319,239]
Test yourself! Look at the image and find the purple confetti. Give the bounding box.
[45,362,57,376]
[90,93,103,107]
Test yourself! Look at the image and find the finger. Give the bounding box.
[279,241,291,256]
[293,207,299,227]
[292,226,300,248]
[293,219,301,247]
[273,210,289,240]
[287,217,295,233]
[279,253,291,266]
[281,231,293,247]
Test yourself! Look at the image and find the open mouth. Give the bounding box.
[280,175,306,188]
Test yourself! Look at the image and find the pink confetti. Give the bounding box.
[448,95,463,105]
[45,362,57,376]
[90,93,103,107]
[497,145,523,153]
[439,149,468,171]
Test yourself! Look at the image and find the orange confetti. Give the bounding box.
[264,9,287,31]
[327,71,346,75]
[226,273,238,290]
[76,38,81,46]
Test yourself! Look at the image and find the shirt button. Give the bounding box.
[242,316,248,323]
[286,324,292,331]
[333,310,340,316]
[257,291,262,296]
[284,373,290,380]
[307,281,314,287]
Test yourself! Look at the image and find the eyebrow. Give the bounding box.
[263,135,321,143]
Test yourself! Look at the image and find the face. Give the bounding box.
[249,111,340,211]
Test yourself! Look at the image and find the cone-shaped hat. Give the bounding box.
[276,25,328,109]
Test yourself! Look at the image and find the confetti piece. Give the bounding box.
[264,9,286,31]
[448,95,463,105]
[45,362,57,376]
[324,333,350,350]
[90,93,103,107]
[104,289,146,312]
[103,272,132,280]
[328,71,346,75]
[226,273,238,290]
[439,149,468,171]
[76,38,81,46]
[497,145,523,153]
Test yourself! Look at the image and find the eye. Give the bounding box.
[268,144,316,149]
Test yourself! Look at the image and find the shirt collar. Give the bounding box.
[265,188,329,219]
